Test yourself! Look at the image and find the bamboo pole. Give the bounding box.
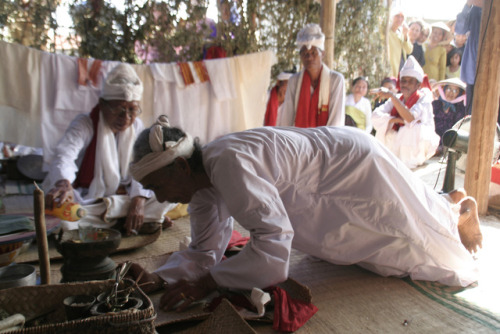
[464,0,500,214]
[321,0,336,69]
[34,183,51,285]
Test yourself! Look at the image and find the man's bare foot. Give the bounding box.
[457,197,483,253]
[162,216,174,230]
[447,188,467,204]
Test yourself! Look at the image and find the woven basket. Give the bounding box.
[0,279,156,333]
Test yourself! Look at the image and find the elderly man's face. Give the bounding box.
[399,76,420,99]
[100,99,141,133]
[299,46,323,73]
[140,161,195,204]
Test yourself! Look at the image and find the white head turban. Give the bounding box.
[296,23,325,51]
[100,63,143,102]
[399,56,424,83]
[129,115,195,182]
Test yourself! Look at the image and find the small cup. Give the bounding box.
[78,222,96,242]
[64,295,96,320]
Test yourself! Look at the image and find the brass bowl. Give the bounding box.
[56,228,121,259]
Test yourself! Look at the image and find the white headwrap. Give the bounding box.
[399,56,424,83]
[129,115,195,182]
[100,63,143,102]
[296,23,325,51]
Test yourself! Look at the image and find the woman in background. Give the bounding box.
[432,78,467,155]
[345,77,372,133]
[423,22,451,81]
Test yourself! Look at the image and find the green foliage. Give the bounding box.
[335,0,390,90]
[69,0,151,62]
[1,0,59,51]
[0,0,390,89]
[257,0,321,78]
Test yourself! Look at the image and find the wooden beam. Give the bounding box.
[321,0,336,69]
[464,0,500,214]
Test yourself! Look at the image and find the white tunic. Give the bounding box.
[371,90,440,169]
[345,94,373,133]
[43,112,149,201]
[277,66,346,127]
[42,112,177,229]
[155,127,477,289]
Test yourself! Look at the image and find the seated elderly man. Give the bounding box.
[372,56,440,168]
[126,116,482,312]
[43,63,176,235]
[277,23,345,127]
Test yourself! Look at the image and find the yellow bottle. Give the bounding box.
[45,202,86,221]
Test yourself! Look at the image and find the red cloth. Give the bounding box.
[73,106,100,188]
[78,58,102,87]
[492,163,500,185]
[206,285,318,333]
[204,45,227,59]
[266,286,318,332]
[226,230,250,250]
[389,89,423,131]
[264,86,279,126]
[295,69,328,128]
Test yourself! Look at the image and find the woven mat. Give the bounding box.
[286,250,500,333]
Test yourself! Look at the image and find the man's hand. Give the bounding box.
[159,274,218,312]
[45,179,74,209]
[125,263,166,294]
[124,196,146,236]
[370,87,395,103]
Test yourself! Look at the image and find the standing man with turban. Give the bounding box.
[277,23,345,128]
[372,56,440,169]
[43,63,176,235]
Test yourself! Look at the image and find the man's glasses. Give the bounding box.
[300,48,320,58]
[445,87,460,94]
[103,100,142,117]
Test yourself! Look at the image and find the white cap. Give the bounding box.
[296,23,325,51]
[100,63,143,102]
[277,72,293,81]
[399,56,424,83]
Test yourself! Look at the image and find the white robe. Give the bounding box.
[42,112,175,229]
[277,64,346,127]
[345,94,373,133]
[371,90,440,169]
[155,126,477,289]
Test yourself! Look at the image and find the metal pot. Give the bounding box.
[0,264,36,290]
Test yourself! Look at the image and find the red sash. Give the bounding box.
[264,86,279,126]
[73,106,100,188]
[295,69,328,128]
[390,90,423,131]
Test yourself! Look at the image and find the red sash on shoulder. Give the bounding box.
[390,90,422,131]
[264,86,279,126]
[73,106,100,188]
[295,69,328,128]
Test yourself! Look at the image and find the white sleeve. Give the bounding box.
[154,188,234,283]
[326,71,346,126]
[362,98,373,133]
[206,151,294,290]
[44,114,93,190]
[407,91,434,127]
[372,99,395,134]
